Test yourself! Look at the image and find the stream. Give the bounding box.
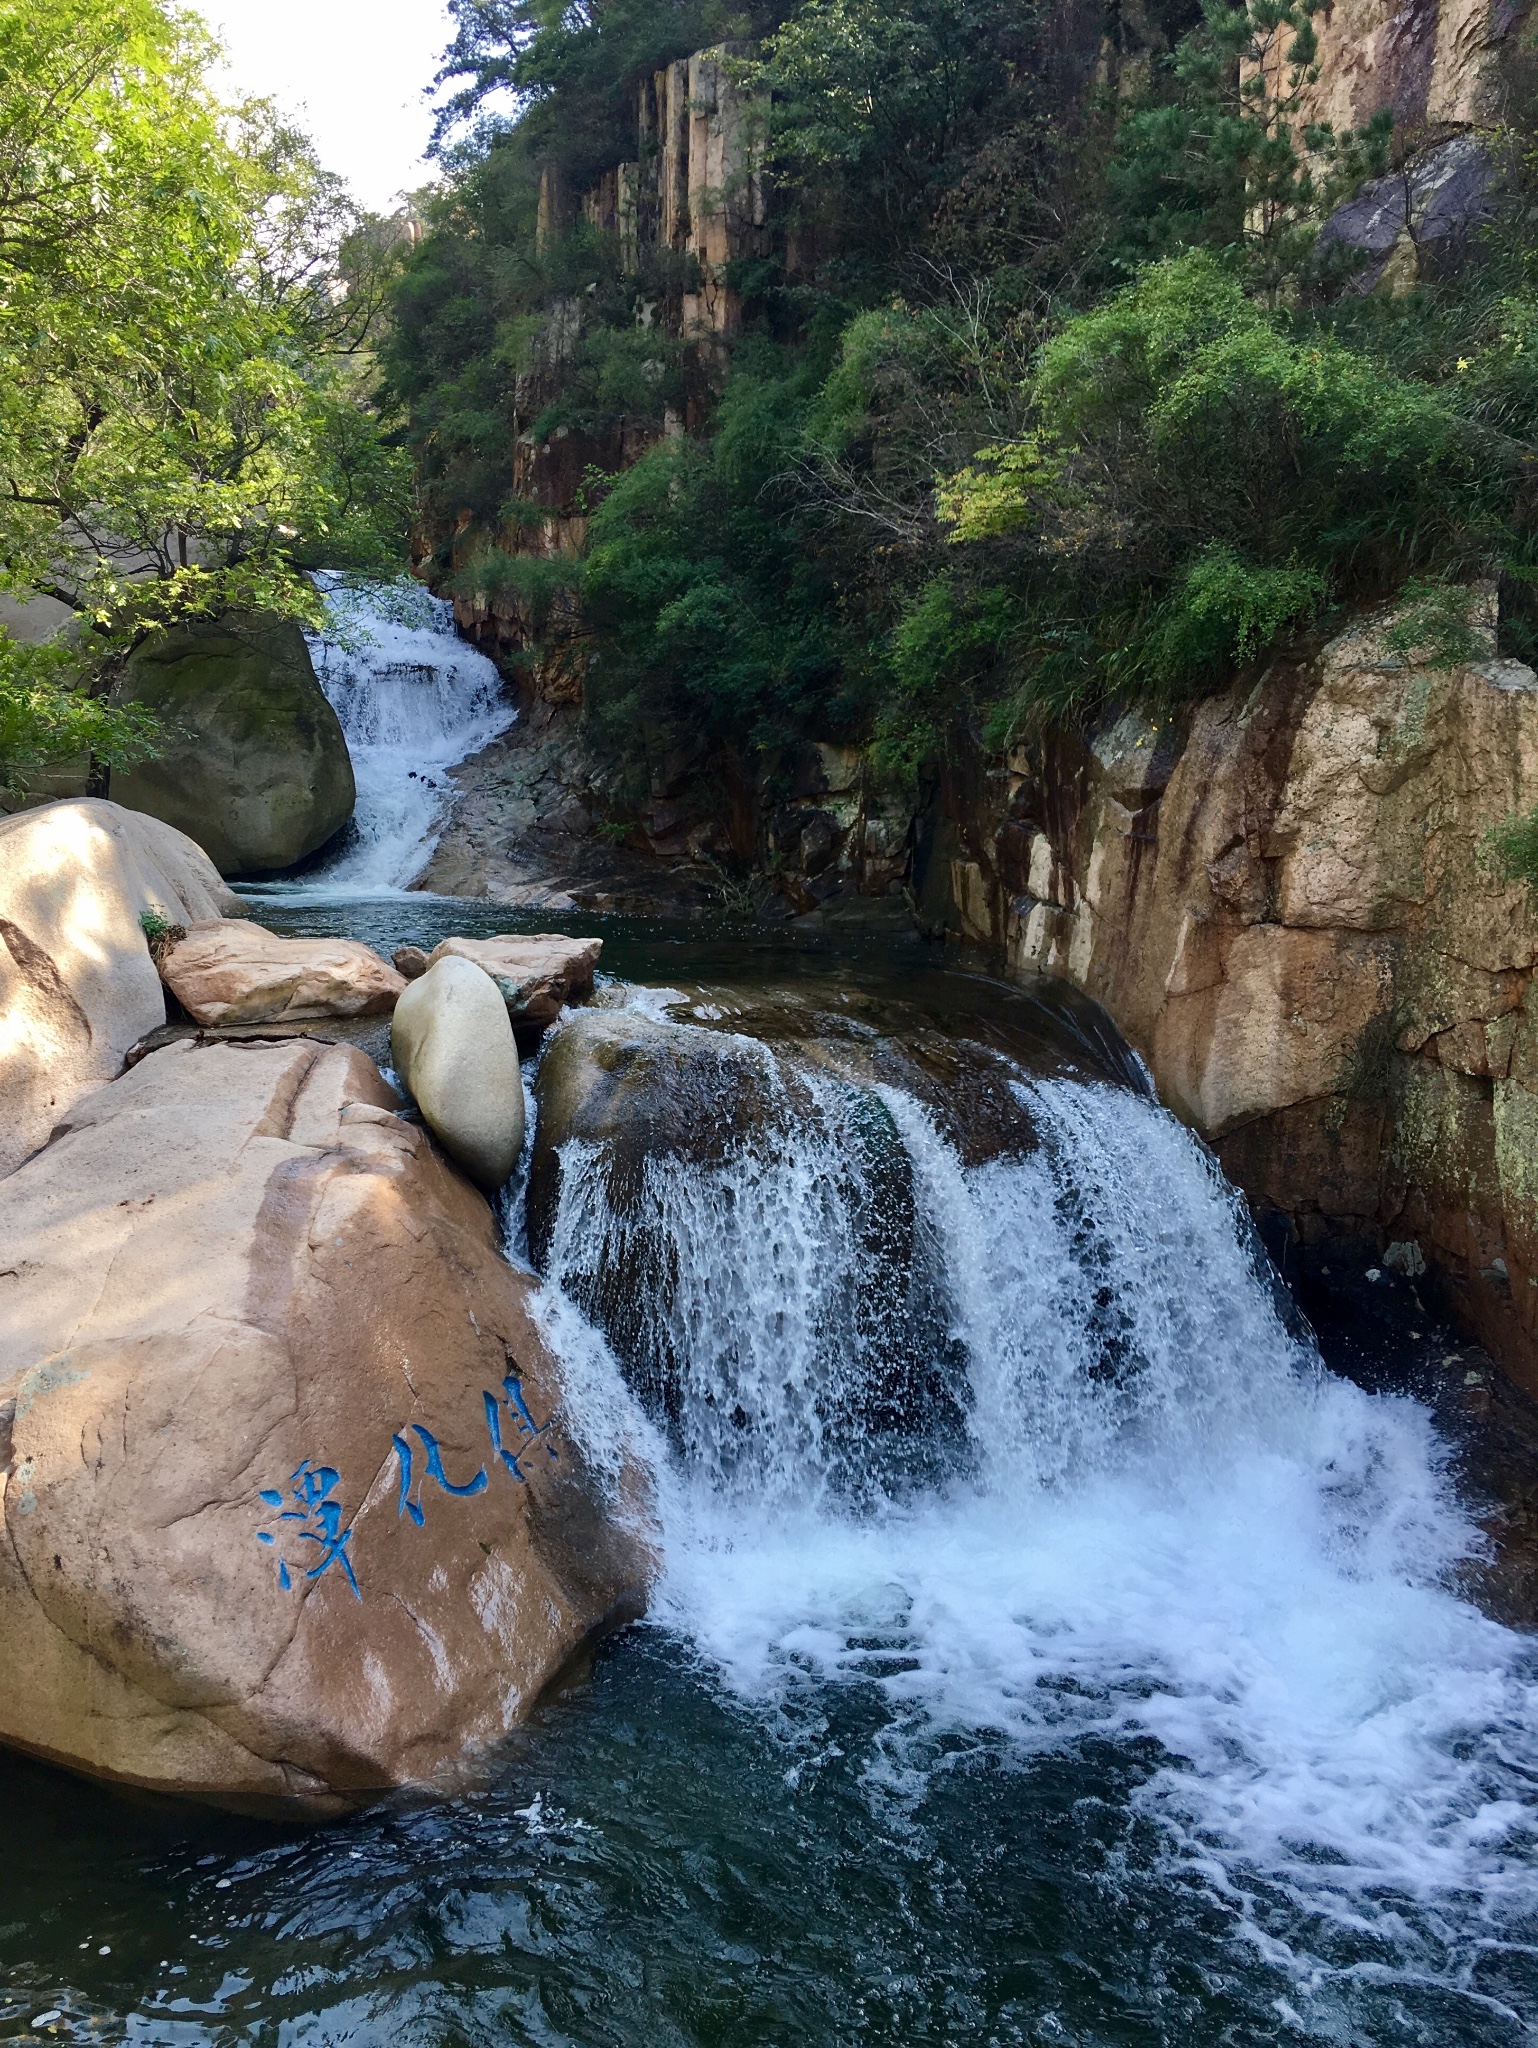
[4,584,1538,2047]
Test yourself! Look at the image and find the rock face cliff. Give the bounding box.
[443,48,765,701]
[934,599,1538,1386]
[1271,0,1516,139]
[1263,0,1528,289]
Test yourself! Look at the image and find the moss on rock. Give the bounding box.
[111,611,354,875]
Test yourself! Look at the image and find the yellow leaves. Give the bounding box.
[935,434,1064,543]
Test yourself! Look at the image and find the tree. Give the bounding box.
[748,0,1040,271]
[0,0,412,792]
[1105,0,1393,289]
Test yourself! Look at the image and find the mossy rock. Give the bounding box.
[111,612,355,876]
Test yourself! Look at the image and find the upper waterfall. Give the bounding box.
[272,575,513,895]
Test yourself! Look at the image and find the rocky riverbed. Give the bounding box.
[6,803,1538,2042]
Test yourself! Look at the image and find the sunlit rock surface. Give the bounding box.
[1257,0,1511,143]
[392,955,526,1191]
[0,1037,648,1814]
[0,798,238,1178]
[425,932,601,1026]
[161,918,405,1025]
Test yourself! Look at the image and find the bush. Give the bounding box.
[935,252,1511,722]
[1483,808,1538,891]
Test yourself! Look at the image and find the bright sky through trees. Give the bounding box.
[200,0,451,211]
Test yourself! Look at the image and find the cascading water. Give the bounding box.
[533,998,1538,2023]
[7,937,1537,2042]
[271,573,512,894]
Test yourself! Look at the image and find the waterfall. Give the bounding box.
[532,1007,1538,1987]
[279,574,512,894]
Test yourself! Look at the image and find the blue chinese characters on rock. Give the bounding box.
[255,1462,361,1599]
[253,1353,560,1600]
[393,1425,489,1525]
[484,1371,562,1482]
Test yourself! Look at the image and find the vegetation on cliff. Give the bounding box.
[391,0,1538,794]
[0,0,410,792]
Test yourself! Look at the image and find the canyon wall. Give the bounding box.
[442,49,766,701]
[1260,0,1529,288]
[931,598,1538,1387]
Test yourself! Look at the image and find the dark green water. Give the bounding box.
[244,891,1141,1072]
[7,1631,1533,2048]
[5,895,1537,2048]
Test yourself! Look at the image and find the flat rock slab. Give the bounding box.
[0,1037,649,1814]
[126,1016,395,1072]
[425,934,602,1026]
[161,919,406,1024]
[0,799,240,1179]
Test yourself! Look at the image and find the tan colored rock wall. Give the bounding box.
[947,603,1538,1386]
[625,47,767,343]
[1254,0,1520,141]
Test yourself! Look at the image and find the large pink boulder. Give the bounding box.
[422,933,602,1026]
[160,918,406,1024]
[0,798,239,1178]
[0,1036,650,1813]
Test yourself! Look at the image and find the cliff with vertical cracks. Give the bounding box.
[935,597,1538,1387]
[1263,0,1528,286]
[441,50,766,703]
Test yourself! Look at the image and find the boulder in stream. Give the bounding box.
[529,1004,974,1477]
[160,918,406,1024]
[0,1036,649,1814]
[0,798,239,1178]
[111,612,355,876]
[529,1005,786,1259]
[393,954,526,1191]
[425,933,602,1026]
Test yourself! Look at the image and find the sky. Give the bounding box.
[198,0,456,213]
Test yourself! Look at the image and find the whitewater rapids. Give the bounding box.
[282,574,511,894]
[529,1004,1538,2017]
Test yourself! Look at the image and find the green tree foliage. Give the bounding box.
[583,345,861,771]
[0,640,159,797]
[931,250,1530,730]
[391,0,1538,790]
[433,0,758,177]
[0,0,411,790]
[384,165,694,557]
[747,0,1044,278]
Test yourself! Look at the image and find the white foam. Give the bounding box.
[268,574,513,896]
[535,1055,1538,1984]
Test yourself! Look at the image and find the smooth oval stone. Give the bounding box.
[392,954,525,1192]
